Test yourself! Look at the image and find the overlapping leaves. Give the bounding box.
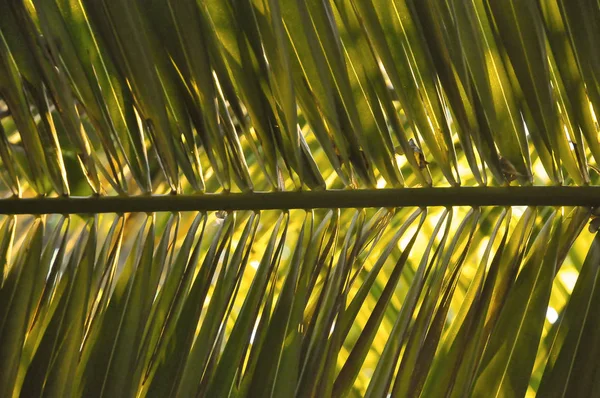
[0,207,594,397]
[1,0,599,196]
[1,0,600,397]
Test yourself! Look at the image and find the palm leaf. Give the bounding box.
[1,0,600,396]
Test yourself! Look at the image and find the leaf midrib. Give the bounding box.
[1,186,600,214]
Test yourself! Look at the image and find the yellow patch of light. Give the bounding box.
[281,246,291,260]
[395,154,407,169]
[590,101,599,125]
[460,265,477,281]
[376,178,387,189]
[324,171,338,188]
[250,260,260,270]
[564,125,575,150]
[456,162,473,180]
[512,206,527,218]
[399,224,419,251]
[546,307,559,324]
[533,160,550,183]
[204,167,214,181]
[559,270,579,293]
[477,237,490,259]
[250,318,260,344]
[524,120,530,137]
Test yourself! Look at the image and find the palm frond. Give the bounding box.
[1,0,600,396]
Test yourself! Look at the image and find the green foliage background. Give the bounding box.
[1,0,600,397]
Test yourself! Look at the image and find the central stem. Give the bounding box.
[0,187,599,214]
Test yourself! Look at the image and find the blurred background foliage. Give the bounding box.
[1,0,600,397]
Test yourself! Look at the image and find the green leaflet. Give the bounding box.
[421,208,508,397]
[473,211,561,397]
[333,209,425,397]
[206,212,288,397]
[0,218,43,396]
[538,231,600,397]
[365,209,449,397]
